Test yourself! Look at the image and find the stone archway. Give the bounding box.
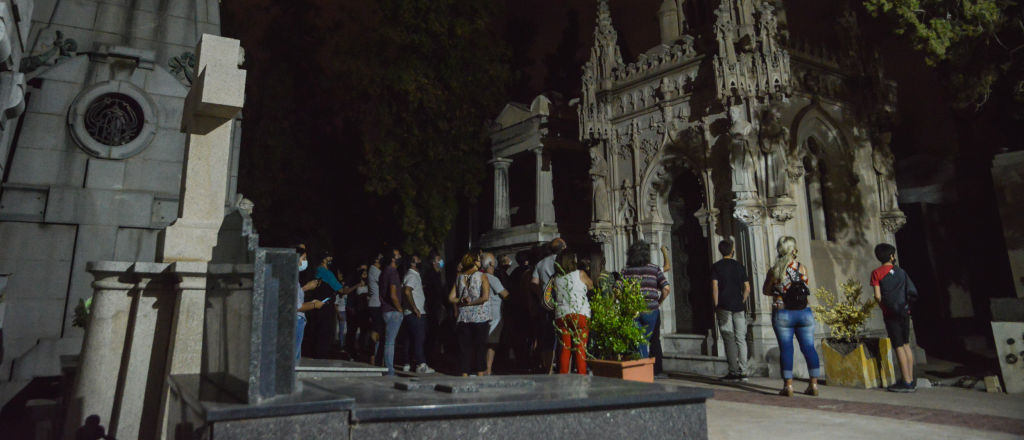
[667,167,714,335]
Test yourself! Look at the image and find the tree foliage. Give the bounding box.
[864,0,1023,113]
[351,0,512,254]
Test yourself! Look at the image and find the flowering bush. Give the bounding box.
[811,279,876,343]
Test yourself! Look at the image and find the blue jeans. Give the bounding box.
[295,314,307,362]
[637,309,660,359]
[772,308,821,379]
[382,311,404,375]
[402,314,427,367]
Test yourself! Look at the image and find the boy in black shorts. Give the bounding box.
[871,243,918,393]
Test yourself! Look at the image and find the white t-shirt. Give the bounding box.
[402,269,426,316]
[367,265,382,307]
[484,272,504,323]
[555,270,591,319]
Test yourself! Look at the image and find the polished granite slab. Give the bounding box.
[169,374,712,440]
[296,358,388,379]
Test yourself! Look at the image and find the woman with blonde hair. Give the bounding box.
[763,236,820,397]
[449,251,491,376]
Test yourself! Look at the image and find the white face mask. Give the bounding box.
[299,260,308,271]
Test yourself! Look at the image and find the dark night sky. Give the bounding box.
[219,0,977,263]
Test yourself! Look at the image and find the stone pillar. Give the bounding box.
[157,262,208,436]
[490,158,512,230]
[158,34,247,263]
[734,202,773,373]
[535,148,556,225]
[880,210,925,364]
[64,262,181,440]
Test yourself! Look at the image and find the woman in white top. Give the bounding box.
[552,249,594,375]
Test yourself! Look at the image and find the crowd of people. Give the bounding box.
[289,234,920,395]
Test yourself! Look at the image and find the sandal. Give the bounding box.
[805,385,819,396]
[779,385,793,397]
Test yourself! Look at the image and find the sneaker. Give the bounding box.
[887,381,915,393]
[654,372,670,379]
[416,364,436,374]
[401,364,411,372]
[737,373,749,382]
[902,380,917,393]
[720,374,739,382]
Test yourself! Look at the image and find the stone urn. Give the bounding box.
[589,358,656,383]
[822,338,897,388]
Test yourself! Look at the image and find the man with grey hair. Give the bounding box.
[530,238,566,373]
[482,253,510,375]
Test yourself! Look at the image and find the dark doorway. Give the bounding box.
[668,169,713,335]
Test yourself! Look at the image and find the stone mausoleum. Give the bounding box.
[480,0,916,376]
[0,0,239,383]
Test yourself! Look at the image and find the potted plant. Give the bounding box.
[811,279,896,388]
[585,277,655,383]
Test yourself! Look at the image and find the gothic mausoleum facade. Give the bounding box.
[482,0,916,376]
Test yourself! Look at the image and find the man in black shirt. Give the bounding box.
[711,240,750,382]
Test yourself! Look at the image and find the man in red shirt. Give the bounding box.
[871,243,919,393]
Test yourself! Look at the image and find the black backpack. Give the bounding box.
[783,263,810,310]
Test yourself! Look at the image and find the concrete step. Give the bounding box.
[663,353,729,377]
[661,333,710,356]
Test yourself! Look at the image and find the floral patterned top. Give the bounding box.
[772,261,808,297]
[456,272,490,324]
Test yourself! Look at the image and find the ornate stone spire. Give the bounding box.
[712,0,792,104]
[579,0,623,141]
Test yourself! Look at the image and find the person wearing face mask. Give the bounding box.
[449,252,491,376]
[307,249,350,359]
[295,244,323,363]
[345,267,369,358]
[377,249,404,375]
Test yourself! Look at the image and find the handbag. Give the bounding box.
[540,277,557,313]
[782,263,810,310]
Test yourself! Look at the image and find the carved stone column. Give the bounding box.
[489,158,513,230]
[535,148,556,225]
[880,210,907,247]
[734,202,774,373]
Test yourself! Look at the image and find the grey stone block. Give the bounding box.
[123,158,182,195]
[113,227,160,262]
[0,221,77,261]
[11,337,82,380]
[3,298,65,342]
[44,187,154,227]
[129,9,158,41]
[133,0,158,13]
[51,0,98,30]
[151,93,184,129]
[84,158,126,189]
[0,185,48,221]
[94,3,128,35]
[0,258,72,299]
[145,67,189,98]
[25,80,81,116]
[62,225,118,336]
[137,128,186,162]
[150,197,178,228]
[211,412,347,440]
[165,0,192,20]
[159,15,197,47]
[207,0,220,25]
[7,147,88,186]
[15,113,72,151]
[31,0,59,23]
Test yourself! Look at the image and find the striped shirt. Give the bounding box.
[621,263,670,311]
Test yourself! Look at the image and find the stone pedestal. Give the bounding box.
[733,202,773,373]
[63,261,203,440]
[534,148,556,225]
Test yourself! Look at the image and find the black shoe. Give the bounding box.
[910,378,917,390]
[888,381,915,393]
[903,380,917,393]
[654,372,670,379]
[720,374,739,382]
[737,373,749,382]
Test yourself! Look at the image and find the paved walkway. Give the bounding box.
[663,374,1024,439]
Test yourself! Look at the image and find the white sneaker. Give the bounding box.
[416,364,436,374]
[401,364,411,372]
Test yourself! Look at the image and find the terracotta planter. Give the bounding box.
[588,358,655,383]
[822,338,897,389]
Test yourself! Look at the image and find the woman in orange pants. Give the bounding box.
[552,248,593,374]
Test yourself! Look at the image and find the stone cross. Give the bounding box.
[158,34,247,263]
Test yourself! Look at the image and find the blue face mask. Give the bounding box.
[299,260,308,271]
[438,260,444,269]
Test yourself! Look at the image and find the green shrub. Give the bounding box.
[587,277,649,361]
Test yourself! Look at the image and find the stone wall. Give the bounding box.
[0,0,239,380]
